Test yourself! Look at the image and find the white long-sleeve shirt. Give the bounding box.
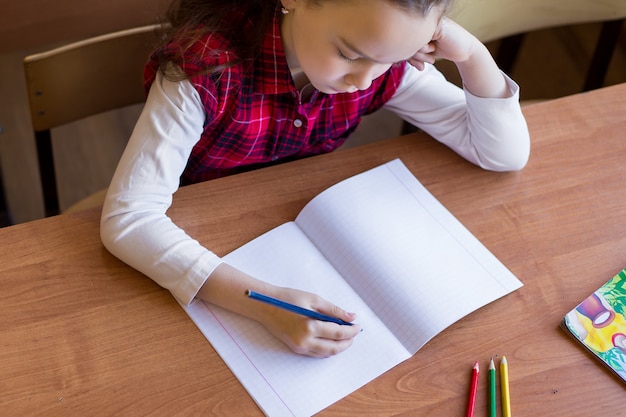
[101,63,530,305]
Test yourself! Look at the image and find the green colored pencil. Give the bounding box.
[489,357,497,417]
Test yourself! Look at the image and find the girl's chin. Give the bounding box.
[320,85,350,95]
[308,79,354,95]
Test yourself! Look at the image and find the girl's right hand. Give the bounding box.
[257,287,362,358]
[197,263,361,358]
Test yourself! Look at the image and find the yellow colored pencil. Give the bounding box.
[500,356,511,417]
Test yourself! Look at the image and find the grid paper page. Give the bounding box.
[181,222,410,417]
[296,159,523,353]
[180,159,522,416]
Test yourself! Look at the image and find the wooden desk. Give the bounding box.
[1,84,625,415]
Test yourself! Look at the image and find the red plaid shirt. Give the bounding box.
[145,11,406,184]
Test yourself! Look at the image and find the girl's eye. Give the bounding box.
[338,50,356,64]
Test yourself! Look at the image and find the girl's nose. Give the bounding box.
[346,61,391,92]
[346,68,374,91]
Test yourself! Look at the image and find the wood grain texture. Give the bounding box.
[1,84,625,416]
[0,0,168,222]
[450,0,626,43]
[0,0,170,54]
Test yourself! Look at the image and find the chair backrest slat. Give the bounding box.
[449,0,626,43]
[23,24,161,216]
[24,24,160,131]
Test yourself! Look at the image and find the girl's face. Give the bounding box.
[280,0,442,94]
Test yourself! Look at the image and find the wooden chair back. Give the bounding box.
[449,0,626,43]
[23,24,161,216]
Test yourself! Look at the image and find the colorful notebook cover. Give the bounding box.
[562,267,626,383]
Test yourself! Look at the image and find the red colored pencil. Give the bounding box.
[466,361,480,417]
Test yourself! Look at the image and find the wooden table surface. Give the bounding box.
[1,84,626,416]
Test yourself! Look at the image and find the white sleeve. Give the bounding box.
[100,71,222,305]
[384,63,530,171]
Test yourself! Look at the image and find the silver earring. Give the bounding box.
[281,7,289,14]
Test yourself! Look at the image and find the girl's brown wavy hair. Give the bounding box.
[155,0,452,79]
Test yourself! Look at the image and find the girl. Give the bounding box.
[101,0,530,358]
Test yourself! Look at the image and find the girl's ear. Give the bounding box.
[281,0,298,11]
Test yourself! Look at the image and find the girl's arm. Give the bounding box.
[100,71,360,357]
[410,18,509,99]
[198,263,360,357]
[384,18,530,172]
[100,71,220,305]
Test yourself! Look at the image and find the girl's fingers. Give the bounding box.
[418,42,437,54]
[289,321,361,357]
[307,334,357,358]
[317,321,362,341]
[409,44,437,70]
[410,60,426,71]
[408,54,435,71]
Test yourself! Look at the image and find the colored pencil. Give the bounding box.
[489,357,497,417]
[501,356,511,417]
[466,361,479,417]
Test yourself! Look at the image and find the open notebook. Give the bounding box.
[180,159,522,416]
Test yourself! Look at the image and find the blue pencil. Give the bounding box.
[245,290,354,326]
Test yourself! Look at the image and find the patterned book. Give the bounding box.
[562,267,626,383]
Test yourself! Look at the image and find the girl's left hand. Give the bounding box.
[408,18,479,70]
